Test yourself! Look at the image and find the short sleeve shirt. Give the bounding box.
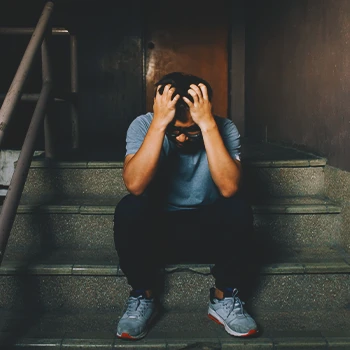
[126,112,241,211]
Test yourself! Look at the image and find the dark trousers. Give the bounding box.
[113,193,256,293]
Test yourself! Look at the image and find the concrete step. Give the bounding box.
[242,166,326,199]
[21,160,327,199]
[4,195,341,254]
[20,142,328,199]
[0,309,350,349]
[0,247,349,312]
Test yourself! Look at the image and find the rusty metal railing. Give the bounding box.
[0,1,61,264]
[0,27,79,153]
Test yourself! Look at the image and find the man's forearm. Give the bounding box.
[123,122,166,195]
[124,84,180,195]
[202,123,241,197]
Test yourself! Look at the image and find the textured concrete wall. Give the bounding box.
[246,0,350,171]
[325,165,350,251]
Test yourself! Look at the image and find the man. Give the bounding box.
[113,72,258,340]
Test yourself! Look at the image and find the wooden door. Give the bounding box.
[144,0,230,118]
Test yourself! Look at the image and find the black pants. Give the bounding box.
[113,194,256,292]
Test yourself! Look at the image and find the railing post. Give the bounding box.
[70,34,79,150]
[42,21,55,159]
[0,1,54,147]
[0,83,52,264]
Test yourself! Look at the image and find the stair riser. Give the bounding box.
[2,311,350,338]
[0,273,349,312]
[253,213,342,252]
[5,213,341,255]
[22,168,128,197]
[8,213,116,251]
[243,167,325,198]
[22,167,325,198]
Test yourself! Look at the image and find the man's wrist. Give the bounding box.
[198,118,217,133]
[150,118,168,133]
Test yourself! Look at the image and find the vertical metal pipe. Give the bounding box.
[0,1,54,147]
[42,25,55,159]
[42,34,52,84]
[70,34,79,150]
[0,83,52,264]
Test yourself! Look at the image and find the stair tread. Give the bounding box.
[30,141,326,166]
[14,195,341,214]
[1,309,350,348]
[242,140,325,159]
[2,246,350,275]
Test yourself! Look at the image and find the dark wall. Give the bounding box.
[0,0,144,160]
[64,0,144,159]
[0,0,235,160]
[2,0,350,168]
[245,0,350,171]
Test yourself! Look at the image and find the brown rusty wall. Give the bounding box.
[144,0,230,119]
[245,0,350,171]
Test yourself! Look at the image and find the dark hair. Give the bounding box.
[154,72,213,122]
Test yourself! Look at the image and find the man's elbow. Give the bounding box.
[127,188,144,196]
[124,180,145,196]
[220,184,239,198]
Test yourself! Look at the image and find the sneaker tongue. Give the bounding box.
[130,289,147,298]
[222,287,234,298]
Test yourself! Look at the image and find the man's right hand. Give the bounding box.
[153,84,180,130]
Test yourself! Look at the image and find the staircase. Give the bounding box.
[0,140,350,349]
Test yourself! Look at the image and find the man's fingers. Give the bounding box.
[182,96,193,107]
[170,94,180,105]
[162,84,172,95]
[187,88,199,103]
[168,86,176,97]
[198,83,208,100]
[189,84,203,99]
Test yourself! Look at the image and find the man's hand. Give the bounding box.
[153,84,180,130]
[183,83,215,129]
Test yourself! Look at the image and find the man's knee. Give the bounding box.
[215,194,253,221]
[114,194,150,220]
[113,194,150,239]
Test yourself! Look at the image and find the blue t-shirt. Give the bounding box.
[125,112,241,211]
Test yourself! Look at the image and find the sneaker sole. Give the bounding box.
[116,330,148,340]
[116,309,158,340]
[208,309,258,337]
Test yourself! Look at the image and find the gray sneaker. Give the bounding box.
[208,287,258,337]
[116,290,156,340]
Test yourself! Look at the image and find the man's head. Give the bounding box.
[154,72,213,154]
[154,72,213,123]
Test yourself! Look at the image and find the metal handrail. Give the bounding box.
[0,93,70,102]
[0,26,79,151]
[0,1,54,264]
[0,27,69,36]
[0,1,54,146]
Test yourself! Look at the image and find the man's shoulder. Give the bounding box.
[214,115,236,127]
[214,116,239,134]
[127,113,154,135]
[131,112,154,126]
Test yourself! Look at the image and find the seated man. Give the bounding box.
[113,72,258,339]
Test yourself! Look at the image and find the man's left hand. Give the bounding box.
[183,83,215,129]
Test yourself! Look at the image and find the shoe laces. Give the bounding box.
[125,295,152,319]
[222,289,245,316]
